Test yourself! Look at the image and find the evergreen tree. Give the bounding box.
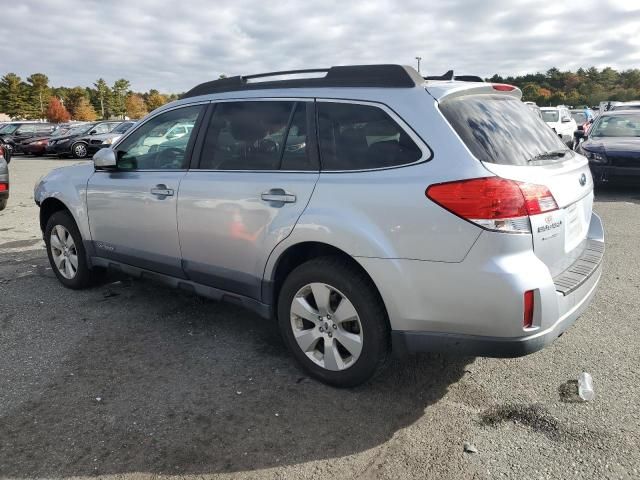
[0,73,28,118]
[27,73,50,119]
[93,78,110,119]
[111,79,131,119]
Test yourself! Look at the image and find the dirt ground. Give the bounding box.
[0,157,639,479]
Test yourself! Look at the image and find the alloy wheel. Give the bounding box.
[290,282,363,371]
[50,225,78,279]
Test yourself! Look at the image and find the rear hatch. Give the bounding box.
[436,89,593,275]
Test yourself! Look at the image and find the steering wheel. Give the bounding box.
[256,138,279,154]
[155,147,184,168]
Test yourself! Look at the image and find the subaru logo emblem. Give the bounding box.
[579,173,587,186]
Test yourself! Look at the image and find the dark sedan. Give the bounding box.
[579,110,640,183]
[20,124,83,155]
[0,122,55,153]
[47,121,121,158]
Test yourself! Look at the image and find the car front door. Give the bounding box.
[178,100,319,299]
[86,104,205,277]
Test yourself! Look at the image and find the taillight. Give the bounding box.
[523,290,534,328]
[492,83,516,91]
[425,177,558,233]
[0,183,8,192]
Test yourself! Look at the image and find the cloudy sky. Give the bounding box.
[2,0,639,93]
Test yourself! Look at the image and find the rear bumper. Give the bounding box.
[392,262,601,357]
[359,212,605,358]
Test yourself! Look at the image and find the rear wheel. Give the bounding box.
[45,211,96,289]
[277,257,389,387]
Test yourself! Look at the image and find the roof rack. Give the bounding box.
[182,64,423,98]
[424,70,485,83]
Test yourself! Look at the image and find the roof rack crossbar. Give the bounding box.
[182,64,423,98]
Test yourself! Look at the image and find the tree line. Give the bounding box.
[2,67,639,122]
[0,73,180,122]
[488,66,640,107]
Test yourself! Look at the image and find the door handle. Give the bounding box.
[150,184,174,197]
[261,188,296,203]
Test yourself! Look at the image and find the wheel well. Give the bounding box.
[269,242,389,324]
[39,198,70,232]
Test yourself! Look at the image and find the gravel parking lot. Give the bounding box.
[0,157,639,480]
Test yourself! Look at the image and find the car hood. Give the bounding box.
[50,134,82,142]
[583,137,640,156]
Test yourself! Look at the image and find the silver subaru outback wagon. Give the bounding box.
[35,65,604,387]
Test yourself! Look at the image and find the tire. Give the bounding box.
[45,210,96,289]
[0,198,6,211]
[71,142,89,159]
[277,256,389,387]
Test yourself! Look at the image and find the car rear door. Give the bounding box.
[86,104,206,277]
[438,92,594,276]
[177,100,319,299]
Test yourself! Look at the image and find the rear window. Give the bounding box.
[541,110,559,122]
[439,95,570,165]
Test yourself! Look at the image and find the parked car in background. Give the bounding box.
[47,121,121,158]
[35,65,604,387]
[0,152,8,210]
[578,110,640,184]
[570,109,595,148]
[0,122,55,153]
[609,101,640,111]
[21,123,84,156]
[541,106,577,147]
[525,102,543,119]
[85,121,136,155]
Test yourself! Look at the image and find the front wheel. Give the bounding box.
[71,142,88,159]
[45,211,96,289]
[277,257,389,387]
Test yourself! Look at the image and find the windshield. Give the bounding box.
[65,125,92,137]
[113,122,134,134]
[541,110,559,122]
[610,104,640,111]
[0,124,20,134]
[439,95,570,165]
[571,112,587,124]
[590,114,640,137]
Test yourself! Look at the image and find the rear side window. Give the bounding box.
[317,102,422,170]
[440,95,570,165]
[199,101,317,171]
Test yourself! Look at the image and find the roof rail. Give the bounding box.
[424,71,485,83]
[182,64,423,98]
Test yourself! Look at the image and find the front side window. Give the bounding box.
[115,105,202,170]
[16,125,36,134]
[200,101,301,170]
[317,102,422,170]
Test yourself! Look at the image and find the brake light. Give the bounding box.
[492,83,516,91]
[0,183,7,192]
[425,177,558,233]
[523,290,534,328]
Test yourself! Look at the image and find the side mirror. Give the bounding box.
[93,148,117,169]
[89,130,97,135]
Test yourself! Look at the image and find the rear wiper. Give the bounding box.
[527,150,567,163]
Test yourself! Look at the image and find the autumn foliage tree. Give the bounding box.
[73,97,97,121]
[125,94,148,119]
[46,97,70,123]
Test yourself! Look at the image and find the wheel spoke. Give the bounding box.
[52,252,65,268]
[322,338,343,371]
[65,258,74,278]
[55,225,66,244]
[335,330,363,358]
[64,232,75,248]
[50,234,64,251]
[310,283,331,315]
[68,253,78,269]
[294,329,321,352]
[333,297,358,324]
[291,296,320,323]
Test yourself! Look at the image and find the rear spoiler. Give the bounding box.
[425,82,522,102]
[424,70,485,83]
